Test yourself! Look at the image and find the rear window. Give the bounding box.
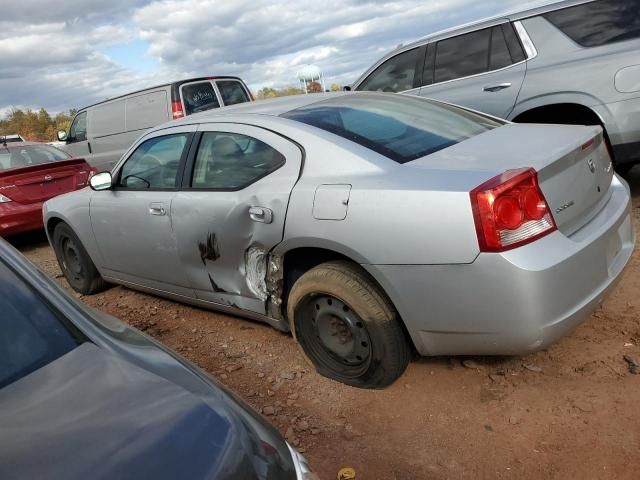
[281,94,502,164]
[544,0,640,47]
[0,261,81,389]
[181,82,221,115]
[0,145,71,171]
[216,80,250,106]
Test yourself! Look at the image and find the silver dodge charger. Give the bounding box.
[43,92,635,388]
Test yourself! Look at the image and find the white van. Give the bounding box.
[58,76,252,172]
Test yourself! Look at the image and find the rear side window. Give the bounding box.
[544,0,640,47]
[502,23,526,63]
[0,261,80,389]
[282,94,502,164]
[490,26,513,70]
[357,47,421,92]
[216,81,250,106]
[435,29,491,83]
[181,82,220,115]
[191,132,285,190]
[118,134,189,189]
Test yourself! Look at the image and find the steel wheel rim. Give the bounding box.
[61,236,84,280]
[297,294,372,378]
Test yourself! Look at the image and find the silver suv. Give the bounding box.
[351,0,640,172]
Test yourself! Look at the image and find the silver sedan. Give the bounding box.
[43,92,635,388]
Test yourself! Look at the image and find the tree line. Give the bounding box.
[0,108,76,143]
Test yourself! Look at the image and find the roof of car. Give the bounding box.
[171,91,352,123]
[0,141,42,148]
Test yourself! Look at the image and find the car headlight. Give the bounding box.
[287,443,318,480]
[0,194,12,203]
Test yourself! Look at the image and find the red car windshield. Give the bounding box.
[0,145,71,171]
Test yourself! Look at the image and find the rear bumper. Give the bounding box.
[364,175,635,356]
[0,202,44,236]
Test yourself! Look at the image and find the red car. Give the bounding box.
[0,141,95,236]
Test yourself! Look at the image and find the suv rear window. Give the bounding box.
[0,261,81,389]
[281,94,502,164]
[544,0,640,47]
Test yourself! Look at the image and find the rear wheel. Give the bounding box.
[287,261,411,388]
[52,222,106,294]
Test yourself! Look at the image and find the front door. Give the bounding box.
[90,126,196,296]
[419,24,526,119]
[63,111,91,158]
[172,123,302,315]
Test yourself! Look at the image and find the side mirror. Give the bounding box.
[57,130,68,141]
[343,85,352,91]
[89,172,112,191]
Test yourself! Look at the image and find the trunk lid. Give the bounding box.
[406,123,614,236]
[0,159,92,205]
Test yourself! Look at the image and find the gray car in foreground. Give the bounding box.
[44,92,634,388]
[352,0,640,172]
[0,239,314,479]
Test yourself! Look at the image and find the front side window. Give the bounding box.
[69,111,87,143]
[181,82,220,115]
[358,48,420,93]
[118,134,188,189]
[0,145,71,171]
[191,132,285,190]
[0,261,80,389]
[544,0,640,47]
[435,29,491,83]
[282,94,502,164]
[216,81,250,106]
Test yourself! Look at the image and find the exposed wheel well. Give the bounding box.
[281,247,416,352]
[512,103,603,127]
[512,103,619,166]
[46,217,64,240]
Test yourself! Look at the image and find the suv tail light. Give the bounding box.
[171,100,185,119]
[470,168,556,252]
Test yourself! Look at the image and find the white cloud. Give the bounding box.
[0,0,558,113]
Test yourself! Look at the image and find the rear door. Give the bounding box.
[172,123,302,315]
[90,126,196,296]
[419,23,527,119]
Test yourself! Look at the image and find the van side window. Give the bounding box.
[118,134,189,189]
[357,48,421,92]
[434,29,491,83]
[68,112,87,143]
[544,0,640,47]
[181,82,220,115]
[191,132,285,190]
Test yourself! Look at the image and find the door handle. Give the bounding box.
[88,141,92,154]
[249,206,273,224]
[483,83,512,92]
[149,202,167,216]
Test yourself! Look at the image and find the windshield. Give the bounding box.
[281,94,503,164]
[0,261,81,389]
[0,144,71,171]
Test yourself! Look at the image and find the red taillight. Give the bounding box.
[470,168,556,252]
[171,100,185,119]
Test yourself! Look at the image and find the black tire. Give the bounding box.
[287,261,411,388]
[52,222,107,295]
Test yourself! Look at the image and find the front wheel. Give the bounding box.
[52,222,107,295]
[287,261,411,388]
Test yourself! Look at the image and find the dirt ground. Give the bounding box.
[11,171,640,480]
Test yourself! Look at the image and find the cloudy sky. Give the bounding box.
[0,0,556,115]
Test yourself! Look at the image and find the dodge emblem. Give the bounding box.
[587,158,595,173]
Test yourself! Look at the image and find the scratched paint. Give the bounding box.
[244,245,268,301]
[198,233,220,265]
